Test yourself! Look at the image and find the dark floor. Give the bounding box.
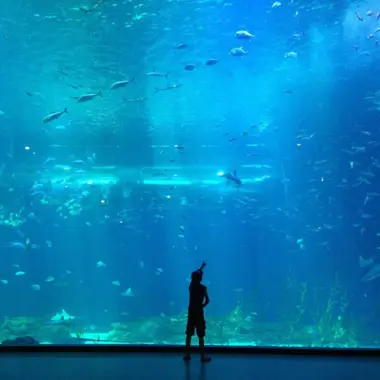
[0,352,380,380]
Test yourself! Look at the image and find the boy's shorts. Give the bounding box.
[186,310,206,338]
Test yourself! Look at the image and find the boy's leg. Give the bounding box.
[197,320,211,362]
[184,334,192,360]
[198,336,205,356]
[184,318,194,361]
[198,336,211,362]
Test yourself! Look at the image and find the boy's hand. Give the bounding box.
[200,260,207,269]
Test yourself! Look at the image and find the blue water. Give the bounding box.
[0,0,379,347]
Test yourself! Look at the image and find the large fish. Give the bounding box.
[44,316,77,326]
[109,79,135,90]
[360,255,373,268]
[362,264,380,281]
[42,108,68,123]
[145,71,169,78]
[220,170,242,186]
[44,309,77,326]
[76,91,102,102]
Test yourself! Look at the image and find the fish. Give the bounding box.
[184,63,197,71]
[220,170,242,186]
[121,287,134,297]
[42,108,68,123]
[44,316,76,326]
[362,264,380,281]
[145,71,169,78]
[45,309,76,326]
[76,91,102,102]
[235,30,255,39]
[109,79,135,90]
[4,242,26,250]
[284,51,298,59]
[229,47,247,57]
[155,84,182,93]
[79,6,92,13]
[205,59,218,66]
[360,256,373,268]
[43,157,56,166]
[175,43,188,49]
[126,97,146,102]
[355,11,363,21]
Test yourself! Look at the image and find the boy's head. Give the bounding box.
[191,269,203,284]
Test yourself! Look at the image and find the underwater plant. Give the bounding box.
[313,275,357,347]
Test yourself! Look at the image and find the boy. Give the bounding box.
[183,260,211,363]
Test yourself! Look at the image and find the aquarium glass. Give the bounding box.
[0,0,378,348]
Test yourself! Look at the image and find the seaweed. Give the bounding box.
[313,275,357,347]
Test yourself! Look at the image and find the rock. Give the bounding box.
[2,336,39,345]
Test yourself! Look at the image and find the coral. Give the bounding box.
[226,300,244,325]
[75,329,84,339]
[0,282,363,347]
[107,322,131,342]
[207,320,231,345]
[0,316,71,343]
[1,316,39,336]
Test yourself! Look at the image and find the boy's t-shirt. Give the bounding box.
[188,284,206,313]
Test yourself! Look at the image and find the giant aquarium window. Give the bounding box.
[0,0,378,348]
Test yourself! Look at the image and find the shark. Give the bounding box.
[220,170,242,186]
[44,309,77,326]
[362,264,380,282]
